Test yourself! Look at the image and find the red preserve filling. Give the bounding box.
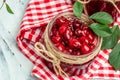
[86,0,120,21]
[49,16,97,55]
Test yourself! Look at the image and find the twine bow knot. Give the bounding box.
[34,42,68,77]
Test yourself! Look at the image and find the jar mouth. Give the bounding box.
[44,12,102,64]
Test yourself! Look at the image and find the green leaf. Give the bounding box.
[101,25,120,49]
[73,1,83,18]
[109,43,120,70]
[90,12,113,24]
[89,23,112,37]
[5,3,14,14]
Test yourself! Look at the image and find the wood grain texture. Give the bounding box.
[0,0,39,80]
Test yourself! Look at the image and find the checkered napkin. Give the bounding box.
[16,0,120,80]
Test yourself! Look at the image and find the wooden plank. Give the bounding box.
[0,0,39,80]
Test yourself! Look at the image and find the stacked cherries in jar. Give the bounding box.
[50,15,97,56]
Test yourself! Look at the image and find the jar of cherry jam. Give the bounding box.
[40,12,102,76]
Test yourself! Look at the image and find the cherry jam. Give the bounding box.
[49,16,97,55]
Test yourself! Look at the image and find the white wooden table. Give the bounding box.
[0,0,39,80]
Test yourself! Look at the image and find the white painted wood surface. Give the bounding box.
[0,0,39,80]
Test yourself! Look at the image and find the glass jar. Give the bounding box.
[41,12,102,76]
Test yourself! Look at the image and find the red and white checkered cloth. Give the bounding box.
[16,0,120,80]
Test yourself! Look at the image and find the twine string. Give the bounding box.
[34,42,68,77]
[108,0,120,14]
[77,0,91,4]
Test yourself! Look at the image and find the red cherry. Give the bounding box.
[87,33,95,42]
[81,43,91,54]
[51,34,62,43]
[59,24,68,35]
[72,50,81,55]
[81,26,90,36]
[66,17,73,25]
[82,26,89,31]
[92,37,97,45]
[69,38,81,48]
[73,19,82,29]
[82,27,96,39]
[90,44,95,50]
[56,16,67,26]
[56,43,65,52]
[51,25,58,35]
[75,29,83,36]
[79,36,89,44]
[64,27,73,40]
[65,47,73,54]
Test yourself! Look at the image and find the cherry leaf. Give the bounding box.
[101,25,120,49]
[5,3,14,14]
[89,23,112,37]
[109,43,120,70]
[73,1,83,18]
[90,12,113,24]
